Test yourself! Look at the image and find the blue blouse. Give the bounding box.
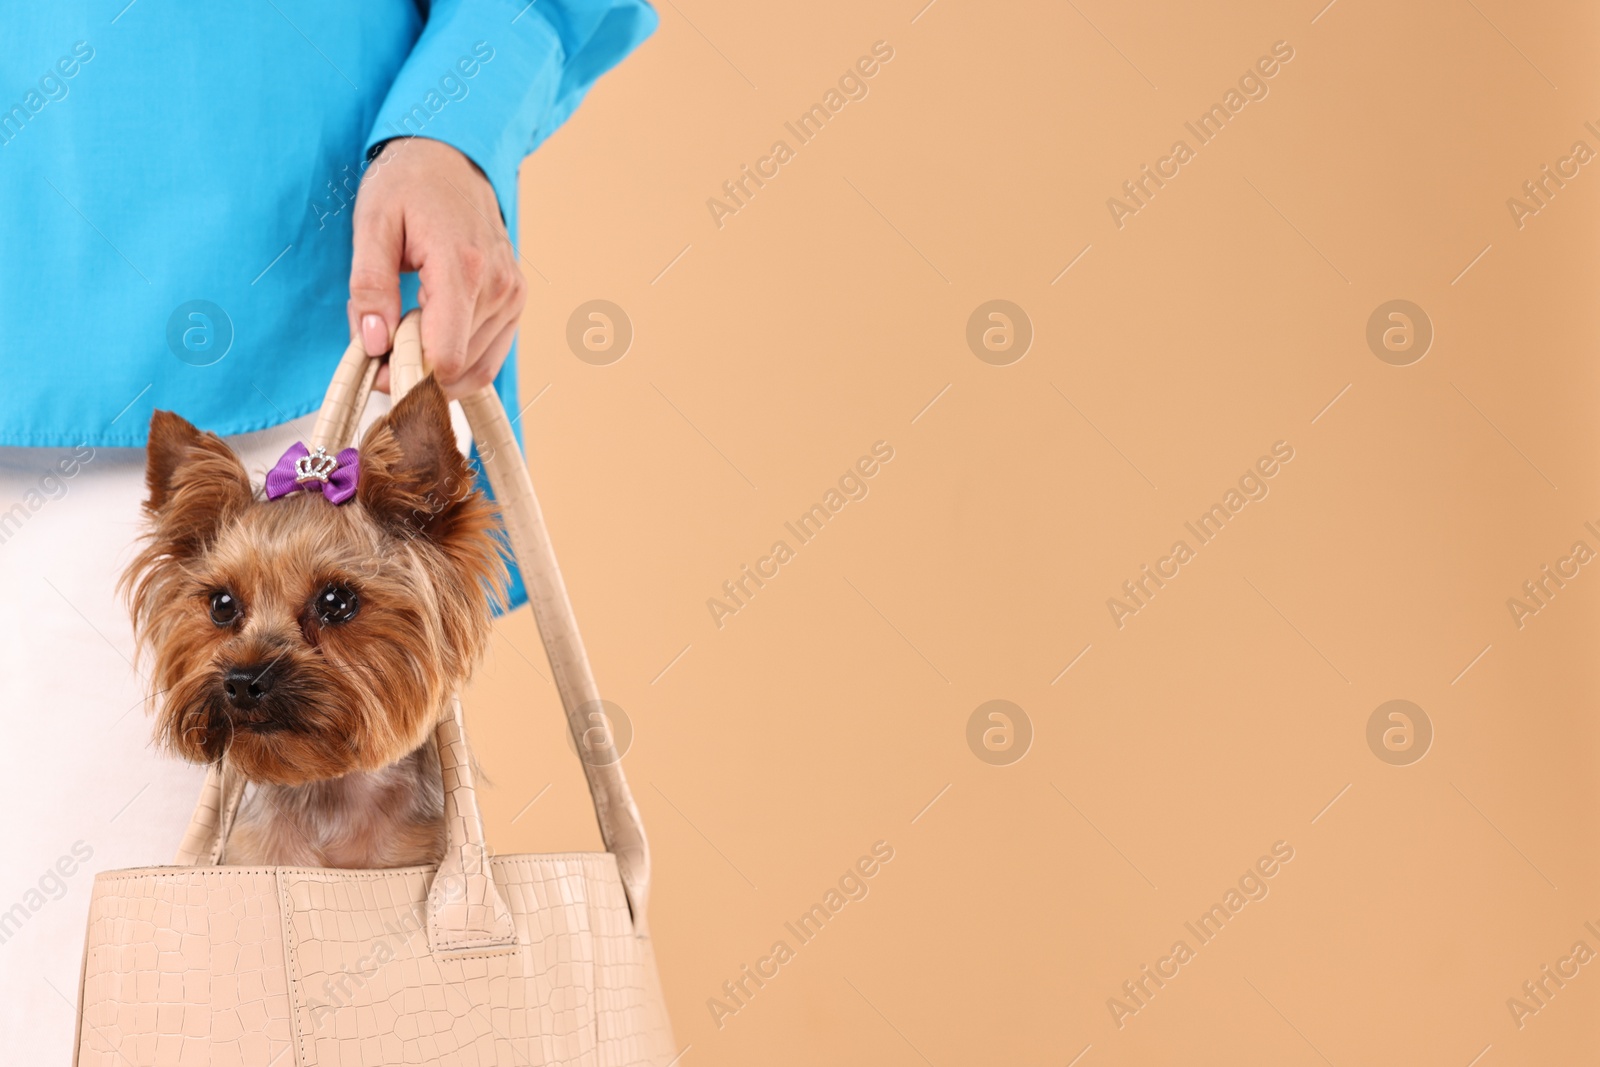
[3,0,654,611]
[0,0,654,448]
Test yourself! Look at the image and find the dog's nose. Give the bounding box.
[222,664,276,710]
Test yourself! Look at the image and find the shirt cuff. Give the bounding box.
[365,0,657,215]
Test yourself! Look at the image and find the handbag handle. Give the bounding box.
[173,312,653,945]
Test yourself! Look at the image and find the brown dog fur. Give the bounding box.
[123,378,504,868]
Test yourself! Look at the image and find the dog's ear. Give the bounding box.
[357,377,480,540]
[143,409,253,556]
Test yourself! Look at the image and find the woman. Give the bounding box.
[0,2,654,1057]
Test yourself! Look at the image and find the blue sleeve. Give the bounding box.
[374,1,654,614]
[364,0,657,210]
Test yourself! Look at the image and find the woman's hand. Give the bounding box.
[346,138,526,398]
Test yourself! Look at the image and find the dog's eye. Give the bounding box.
[316,584,359,625]
[209,591,239,626]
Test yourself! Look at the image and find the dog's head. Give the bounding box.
[123,378,505,784]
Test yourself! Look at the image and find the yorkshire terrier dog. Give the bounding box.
[123,378,504,869]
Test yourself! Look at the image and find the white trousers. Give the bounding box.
[0,394,471,1062]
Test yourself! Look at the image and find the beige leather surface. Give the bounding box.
[309,336,380,455]
[426,699,517,955]
[75,318,675,1065]
[170,760,243,868]
[77,855,669,1066]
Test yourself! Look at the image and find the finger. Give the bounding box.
[463,296,521,373]
[348,196,405,357]
[451,254,523,383]
[443,317,519,400]
[417,252,483,386]
[372,362,392,395]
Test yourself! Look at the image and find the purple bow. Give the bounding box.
[264,442,360,504]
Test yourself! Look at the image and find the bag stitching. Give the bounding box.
[277,869,314,1067]
[90,852,618,883]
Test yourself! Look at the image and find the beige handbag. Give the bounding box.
[73,315,677,1066]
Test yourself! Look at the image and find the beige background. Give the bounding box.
[466,1,1600,1062]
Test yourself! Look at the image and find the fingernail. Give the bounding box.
[362,314,387,353]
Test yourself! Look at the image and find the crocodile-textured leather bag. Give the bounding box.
[73,316,677,1066]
